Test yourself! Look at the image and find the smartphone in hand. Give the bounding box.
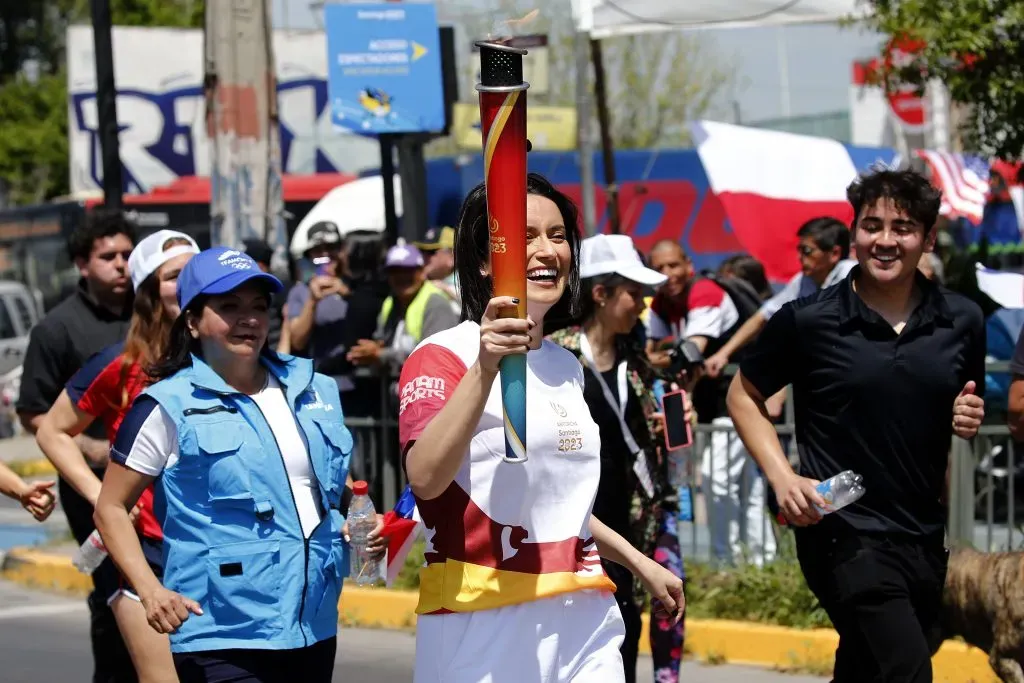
[661,389,693,451]
[313,256,333,277]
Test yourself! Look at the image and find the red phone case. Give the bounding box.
[662,389,693,452]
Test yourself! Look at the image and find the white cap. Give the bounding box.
[128,230,200,291]
[579,234,667,287]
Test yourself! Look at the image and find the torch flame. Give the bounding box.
[488,8,540,43]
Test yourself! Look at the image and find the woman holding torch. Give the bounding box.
[398,174,684,683]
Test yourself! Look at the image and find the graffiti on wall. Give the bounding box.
[67,25,379,195]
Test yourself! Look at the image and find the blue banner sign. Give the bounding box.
[325,3,445,135]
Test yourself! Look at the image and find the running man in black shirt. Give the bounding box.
[17,209,137,682]
[727,168,986,683]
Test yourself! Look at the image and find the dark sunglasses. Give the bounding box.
[796,244,820,257]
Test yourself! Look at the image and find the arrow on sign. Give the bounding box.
[411,42,428,61]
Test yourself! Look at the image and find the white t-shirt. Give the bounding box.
[113,375,323,538]
[397,321,616,615]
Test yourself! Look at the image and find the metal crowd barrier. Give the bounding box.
[948,425,1023,552]
[344,362,1024,558]
[344,368,403,512]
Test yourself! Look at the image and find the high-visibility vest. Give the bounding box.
[377,280,443,344]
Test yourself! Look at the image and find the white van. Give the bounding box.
[0,281,41,376]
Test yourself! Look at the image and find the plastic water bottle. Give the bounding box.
[678,480,694,523]
[348,481,382,586]
[813,470,866,514]
[652,379,667,406]
[775,470,866,526]
[72,529,108,574]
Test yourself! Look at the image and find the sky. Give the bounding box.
[270,0,886,124]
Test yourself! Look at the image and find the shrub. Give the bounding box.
[392,539,425,590]
[684,558,831,629]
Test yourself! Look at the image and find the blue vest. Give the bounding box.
[143,352,352,653]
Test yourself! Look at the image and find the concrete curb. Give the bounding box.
[0,547,997,681]
[5,458,56,478]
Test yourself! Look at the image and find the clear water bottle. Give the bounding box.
[678,482,694,523]
[72,529,108,574]
[652,379,666,406]
[813,470,865,514]
[348,481,382,586]
[669,443,695,523]
[775,470,865,525]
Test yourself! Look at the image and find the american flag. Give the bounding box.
[914,150,990,225]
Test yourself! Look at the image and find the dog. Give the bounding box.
[940,546,1024,683]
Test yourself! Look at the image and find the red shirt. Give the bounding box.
[67,342,162,542]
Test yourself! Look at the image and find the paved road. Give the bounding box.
[0,437,830,681]
[0,581,826,682]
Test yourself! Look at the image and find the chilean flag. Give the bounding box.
[381,485,422,586]
[690,120,898,283]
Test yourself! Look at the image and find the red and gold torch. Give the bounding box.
[477,40,529,463]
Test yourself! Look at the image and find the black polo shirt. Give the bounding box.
[17,279,132,440]
[740,266,986,537]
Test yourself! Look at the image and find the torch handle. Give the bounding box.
[479,86,528,463]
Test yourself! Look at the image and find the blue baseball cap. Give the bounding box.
[177,246,283,311]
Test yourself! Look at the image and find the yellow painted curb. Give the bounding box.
[5,458,56,478]
[2,548,999,682]
[340,587,418,630]
[1,548,91,595]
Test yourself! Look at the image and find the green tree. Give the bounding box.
[0,0,204,205]
[860,0,1024,159]
[601,32,736,149]
[0,72,68,204]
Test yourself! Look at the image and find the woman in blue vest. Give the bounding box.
[94,246,384,682]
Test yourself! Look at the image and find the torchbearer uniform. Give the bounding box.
[399,322,626,683]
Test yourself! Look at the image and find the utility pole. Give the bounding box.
[591,38,620,234]
[90,0,123,210]
[204,0,286,262]
[572,0,598,235]
[575,29,597,235]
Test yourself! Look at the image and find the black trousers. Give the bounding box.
[173,637,337,683]
[795,528,948,683]
[60,476,137,683]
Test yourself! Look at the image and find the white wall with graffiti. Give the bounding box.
[67,25,381,196]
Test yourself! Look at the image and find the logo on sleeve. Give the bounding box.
[399,375,447,415]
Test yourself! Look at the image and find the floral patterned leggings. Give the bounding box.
[650,512,686,683]
[608,510,686,683]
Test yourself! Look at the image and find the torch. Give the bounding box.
[476,40,529,463]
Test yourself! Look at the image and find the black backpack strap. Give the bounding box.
[697,271,761,323]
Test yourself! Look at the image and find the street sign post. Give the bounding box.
[325,3,445,135]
